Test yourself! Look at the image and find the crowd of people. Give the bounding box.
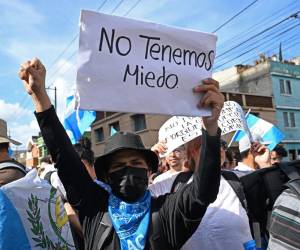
[0,57,299,250]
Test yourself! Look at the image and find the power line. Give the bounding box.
[110,0,125,14]
[124,0,142,17]
[215,21,300,69]
[47,0,109,74]
[214,30,300,72]
[212,0,259,33]
[216,11,300,59]
[46,0,142,87]
[217,0,300,50]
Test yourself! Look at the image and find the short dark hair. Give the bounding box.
[0,143,9,152]
[74,137,94,166]
[240,149,250,160]
[272,145,287,158]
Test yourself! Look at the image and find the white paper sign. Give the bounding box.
[218,101,248,135]
[158,101,248,156]
[77,10,217,116]
[158,116,203,157]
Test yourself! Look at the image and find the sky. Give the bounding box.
[0,0,299,149]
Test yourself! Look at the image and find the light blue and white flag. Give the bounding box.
[64,94,96,144]
[0,169,75,250]
[231,114,285,151]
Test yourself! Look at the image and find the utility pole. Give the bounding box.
[46,86,57,111]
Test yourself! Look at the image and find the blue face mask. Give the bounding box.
[108,166,148,202]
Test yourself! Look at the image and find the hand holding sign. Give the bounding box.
[193,78,224,136]
[151,141,168,157]
[77,11,217,116]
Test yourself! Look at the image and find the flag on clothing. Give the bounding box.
[0,169,75,250]
[231,114,285,151]
[63,94,96,144]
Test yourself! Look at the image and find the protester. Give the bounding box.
[234,134,271,173]
[268,172,300,250]
[74,137,97,181]
[149,135,253,250]
[0,119,26,186]
[19,57,224,250]
[151,142,186,184]
[270,145,287,165]
[148,157,169,184]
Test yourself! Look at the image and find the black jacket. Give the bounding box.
[35,106,221,250]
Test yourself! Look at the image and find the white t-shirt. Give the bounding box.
[149,172,181,196]
[152,170,180,184]
[149,175,253,250]
[234,162,254,172]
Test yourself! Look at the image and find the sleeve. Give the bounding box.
[158,129,221,248]
[35,106,108,211]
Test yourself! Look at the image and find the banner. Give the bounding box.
[0,170,75,249]
[158,101,249,156]
[77,10,217,116]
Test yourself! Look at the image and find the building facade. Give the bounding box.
[26,136,39,168]
[214,56,300,160]
[270,61,300,160]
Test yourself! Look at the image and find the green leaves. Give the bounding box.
[26,193,70,250]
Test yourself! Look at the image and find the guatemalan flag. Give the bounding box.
[232,114,285,151]
[0,170,75,250]
[63,94,96,144]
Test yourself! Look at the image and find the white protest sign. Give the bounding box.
[158,116,203,157]
[218,101,249,135]
[158,101,248,156]
[77,10,217,116]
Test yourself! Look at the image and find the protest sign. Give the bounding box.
[77,10,217,116]
[158,101,249,156]
[218,101,249,135]
[158,116,203,157]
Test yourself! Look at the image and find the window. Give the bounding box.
[109,121,120,135]
[286,80,292,94]
[132,114,146,132]
[289,149,296,161]
[95,127,104,142]
[283,112,296,127]
[290,112,296,127]
[279,79,285,94]
[283,112,289,127]
[279,79,292,95]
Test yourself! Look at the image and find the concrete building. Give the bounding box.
[91,92,275,157]
[213,55,300,160]
[91,112,169,157]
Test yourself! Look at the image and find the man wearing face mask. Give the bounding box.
[19,57,224,250]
